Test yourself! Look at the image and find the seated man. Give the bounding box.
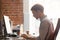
[21,4,54,40]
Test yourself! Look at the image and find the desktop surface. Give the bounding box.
[0,37,26,40]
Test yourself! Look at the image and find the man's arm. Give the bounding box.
[21,21,49,40]
[44,20,54,40]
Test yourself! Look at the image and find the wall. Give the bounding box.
[1,0,23,26]
[0,0,2,20]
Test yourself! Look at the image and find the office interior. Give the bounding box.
[0,0,60,40]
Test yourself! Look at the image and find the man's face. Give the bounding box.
[32,10,40,19]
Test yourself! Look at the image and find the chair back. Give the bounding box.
[48,18,60,40]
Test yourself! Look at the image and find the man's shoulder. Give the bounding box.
[42,18,51,23]
[41,18,53,26]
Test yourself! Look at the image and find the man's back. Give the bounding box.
[39,18,54,40]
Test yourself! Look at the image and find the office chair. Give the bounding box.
[48,18,60,40]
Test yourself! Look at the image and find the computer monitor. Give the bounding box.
[3,15,17,37]
[3,15,13,34]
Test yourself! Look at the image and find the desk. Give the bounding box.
[0,37,26,40]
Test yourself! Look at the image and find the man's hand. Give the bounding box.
[21,34,36,40]
[21,34,29,39]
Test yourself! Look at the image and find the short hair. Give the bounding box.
[31,4,44,13]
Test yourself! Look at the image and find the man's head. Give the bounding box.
[31,4,44,19]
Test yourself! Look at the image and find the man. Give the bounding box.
[21,4,54,40]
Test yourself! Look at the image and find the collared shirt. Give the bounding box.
[36,15,54,40]
[40,15,47,22]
